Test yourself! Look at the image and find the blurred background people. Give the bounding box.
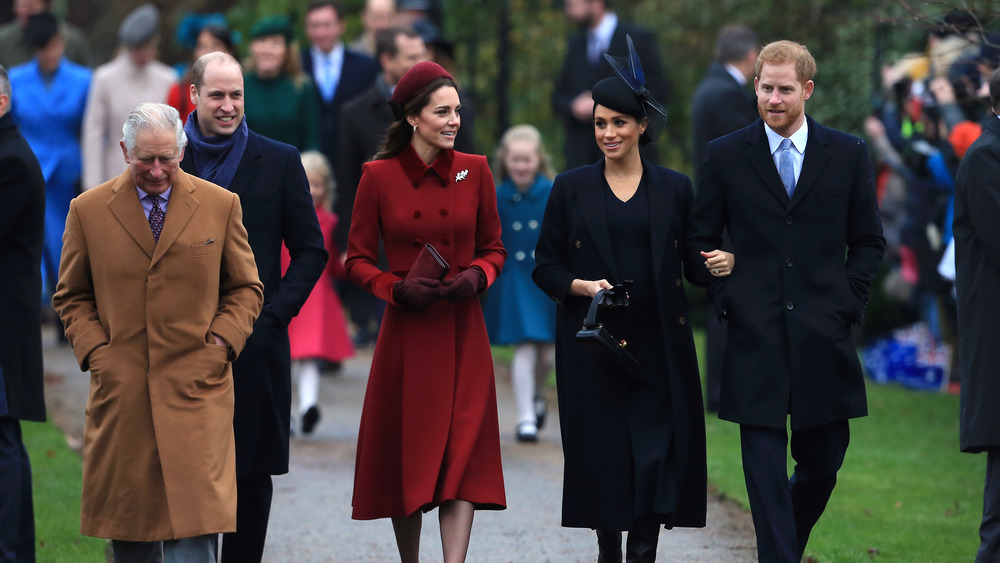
[346,61,506,562]
[243,15,319,153]
[349,0,396,57]
[167,13,238,124]
[8,12,90,303]
[553,0,666,169]
[482,124,556,443]
[284,150,354,435]
[0,63,46,563]
[689,23,759,413]
[81,3,175,189]
[336,25,427,347]
[0,0,91,68]
[301,0,379,170]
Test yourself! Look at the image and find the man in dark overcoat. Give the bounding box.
[687,40,885,562]
[180,52,327,562]
[552,0,666,169]
[690,24,759,413]
[0,64,46,563]
[954,67,1000,562]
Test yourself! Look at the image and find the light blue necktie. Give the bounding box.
[321,55,337,101]
[778,138,796,197]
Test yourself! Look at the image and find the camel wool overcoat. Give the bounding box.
[53,169,264,541]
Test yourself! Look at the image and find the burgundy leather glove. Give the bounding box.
[440,267,486,301]
[392,277,442,311]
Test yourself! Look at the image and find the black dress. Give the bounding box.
[604,176,677,522]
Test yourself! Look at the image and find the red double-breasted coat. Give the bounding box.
[346,144,507,519]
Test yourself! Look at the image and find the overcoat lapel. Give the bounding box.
[107,172,156,259]
[646,166,672,279]
[150,173,199,268]
[789,117,831,211]
[745,122,790,206]
[577,161,620,280]
[226,131,261,197]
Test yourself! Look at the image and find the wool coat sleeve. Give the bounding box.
[52,199,108,370]
[345,162,403,305]
[532,174,577,304]
[211,194,265,357]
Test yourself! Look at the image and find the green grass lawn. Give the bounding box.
[22,420,107,563]
[699,331,983,562]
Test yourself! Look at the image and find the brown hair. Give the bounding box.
[755,40,816,84]
[373,77,458,161]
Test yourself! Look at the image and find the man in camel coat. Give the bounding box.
[53,102,263,562]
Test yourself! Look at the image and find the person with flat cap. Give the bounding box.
[345,61,506,563]
[82,3,176,189]
[533,37,729,562]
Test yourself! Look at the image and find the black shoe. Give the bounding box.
[516,421,538,442]
[302,406,321,434]
[534,394,548,430]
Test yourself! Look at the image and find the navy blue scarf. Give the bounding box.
[183,111,249,189]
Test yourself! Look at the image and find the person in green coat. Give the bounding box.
[243,15,320,152]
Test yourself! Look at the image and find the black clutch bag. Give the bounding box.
[407,243,450,281]
[574,288,641,380]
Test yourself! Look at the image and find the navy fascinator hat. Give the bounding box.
[591,34,667,145]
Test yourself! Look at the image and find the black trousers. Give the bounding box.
[977,449,1000,562]
[739,420,850,563]
[0,418,34,563]
[221,473,273,563]
[596,514,661,563]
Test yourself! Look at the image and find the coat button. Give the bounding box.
[786,301,794,310]
[412,181,420,189]
[439,209,448,217]
[413,210,422,219]
[441,238,451,246]
[675,278,682,287]
[515,251,526,261]
[786,258,795,267]
[574,240,582,248]
[512,221,523,231]
[678,316,686,325]
[673,239,678,248]
[785,216,793,226]
[413,240,422,248]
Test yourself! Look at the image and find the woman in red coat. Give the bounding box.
[345,62,507,562]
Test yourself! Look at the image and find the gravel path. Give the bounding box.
[41,332,757,562]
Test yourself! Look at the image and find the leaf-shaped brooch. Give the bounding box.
[455,169,469,182]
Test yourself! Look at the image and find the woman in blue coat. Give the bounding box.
[9,13,90,299]
[483,124,557,442]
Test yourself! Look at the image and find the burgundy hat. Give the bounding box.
[388,61,453,120]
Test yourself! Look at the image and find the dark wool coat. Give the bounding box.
[533,160,707,530]
[182,129,328,477]
[687,116,885,431]
[954,116,1000,452]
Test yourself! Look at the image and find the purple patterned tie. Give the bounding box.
[148,195,164,242]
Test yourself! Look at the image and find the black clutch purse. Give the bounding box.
[574,287,640,380]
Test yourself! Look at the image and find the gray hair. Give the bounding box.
[121,102,187,156]
[0,65,10,100]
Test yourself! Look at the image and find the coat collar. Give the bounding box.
[498,175,549,203]
[107,169,200,265]
[745,115,831,210]
[398,142,455,188]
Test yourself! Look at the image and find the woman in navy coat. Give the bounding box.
[346,62,506,563]
[533,44,731,561]
[9,13,90,298]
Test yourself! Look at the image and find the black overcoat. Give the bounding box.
[0,112,45,422]
[182,129,327,476]
[686,116,885,431]
[533,160,707,530]
[954,116,1000,452]
[690,61,757,186]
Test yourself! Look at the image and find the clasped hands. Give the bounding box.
[393,267,486,311]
